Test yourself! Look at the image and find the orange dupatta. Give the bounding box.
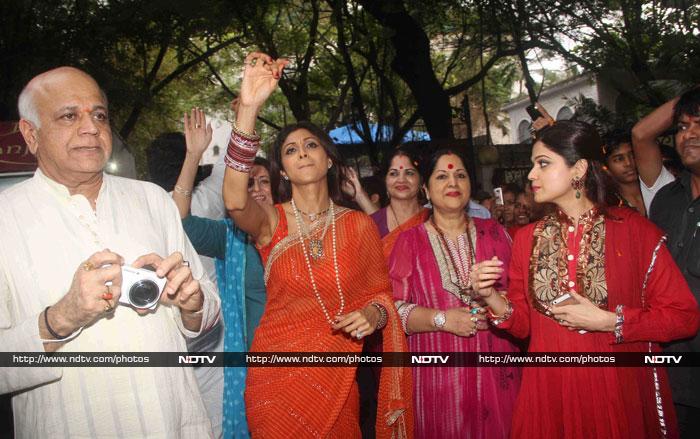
[382,207,430,259]
[246,204,413,438]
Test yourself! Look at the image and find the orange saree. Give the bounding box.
[246,204,413,438]
[381,208,430,259]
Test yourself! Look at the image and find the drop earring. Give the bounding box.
[283,174,289,181]
[571,177,584,199]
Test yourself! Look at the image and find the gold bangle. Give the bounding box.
[232,121,259,140]
[487,294,510,319]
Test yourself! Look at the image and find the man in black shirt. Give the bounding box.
[648,87,700,439]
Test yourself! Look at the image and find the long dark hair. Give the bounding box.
[536,120,617,207]
[269,121,353,207]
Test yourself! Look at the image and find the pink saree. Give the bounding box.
[389,218,522,438]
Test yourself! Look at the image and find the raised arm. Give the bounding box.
[172,108,212,218]
[223,52,287,246]
[631,97,678,187]
[341,166,379,215]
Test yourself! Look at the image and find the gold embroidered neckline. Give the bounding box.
[529,208,608,318]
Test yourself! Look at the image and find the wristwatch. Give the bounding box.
[433,311,446,329]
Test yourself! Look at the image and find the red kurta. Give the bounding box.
[500,207,699,439]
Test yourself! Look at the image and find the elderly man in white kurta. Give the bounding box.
[0,67,221,438]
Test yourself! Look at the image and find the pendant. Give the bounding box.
[309,239,324,260]
[458,290,473,305]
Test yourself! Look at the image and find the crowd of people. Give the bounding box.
[1,51,699,439]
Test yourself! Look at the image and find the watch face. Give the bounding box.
[434,312,446,328]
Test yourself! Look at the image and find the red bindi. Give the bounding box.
[447,163,454,169]
[399,166,403,170]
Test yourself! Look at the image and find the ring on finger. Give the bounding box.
[83,261,95,271]
[356,330,364,339]
[182,260,190,268]
[249,58,258,66]
[103,299,114,314]
[101,287,113,301]
[195,124,201,128]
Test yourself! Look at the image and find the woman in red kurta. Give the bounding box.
[472,121,700,438]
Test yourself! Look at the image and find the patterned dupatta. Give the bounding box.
[214,219,250,438]
[529,208,608,318]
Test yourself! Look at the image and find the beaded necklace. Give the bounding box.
[291,199,345,324]
[430,214,476,303]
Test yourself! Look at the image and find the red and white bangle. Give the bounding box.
[224,123,260,172]
[487,294,513,327]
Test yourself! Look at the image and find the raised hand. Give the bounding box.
[183,107,213,159]
[531,103,555,132]
[341,166,360,198]
[238,52,289,110]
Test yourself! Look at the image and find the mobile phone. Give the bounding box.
[493,187,504,206]
[526,104,543,121]
[552,293,575,306]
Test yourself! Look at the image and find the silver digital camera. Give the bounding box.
[119,265,166,310]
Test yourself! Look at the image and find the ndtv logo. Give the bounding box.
[644,355,682,364]
[411,355,449,364]
[178,355,216,365]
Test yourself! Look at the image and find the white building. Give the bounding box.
[501,73,619,143]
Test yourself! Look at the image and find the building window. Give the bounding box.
[212,145,220,156]
[517,120,531,143]
[556,106,574,121]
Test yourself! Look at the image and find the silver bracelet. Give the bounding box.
[173,185,192,197]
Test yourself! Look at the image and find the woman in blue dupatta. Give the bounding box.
[171,108,276,438]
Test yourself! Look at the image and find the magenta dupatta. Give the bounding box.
[389,218,521,439]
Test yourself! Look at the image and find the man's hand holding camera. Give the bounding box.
[132,251,204,331]
[42,250,204,349]
[41,250,124,349]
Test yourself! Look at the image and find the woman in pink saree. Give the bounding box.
[389,149,521,438]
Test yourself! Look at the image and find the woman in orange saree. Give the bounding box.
[222,52,413,438]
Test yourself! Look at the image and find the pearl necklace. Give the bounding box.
[291,199,345,324]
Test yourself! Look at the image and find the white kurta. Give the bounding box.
[0,169,221,438]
